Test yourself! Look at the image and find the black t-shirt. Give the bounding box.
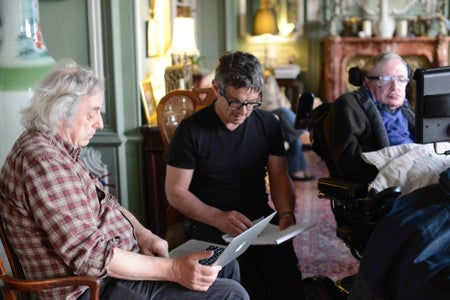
[167,102,285,219]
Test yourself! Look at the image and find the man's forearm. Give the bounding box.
[167,190,223,227]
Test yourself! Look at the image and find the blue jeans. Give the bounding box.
[77,260,249,300]
[272,107,308,174]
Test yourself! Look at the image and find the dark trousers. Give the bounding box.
[187,220,305,300]
[238,241,305,300]
[77,260,249,300]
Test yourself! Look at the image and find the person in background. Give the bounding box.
[324,52,415,183]
[261,74,314,181]
[165,50,305,300]
[0,59,249,300]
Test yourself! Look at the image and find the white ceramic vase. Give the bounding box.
[376,0,396,38]
[0,0,55,164]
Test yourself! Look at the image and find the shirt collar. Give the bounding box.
[48,132,81,160]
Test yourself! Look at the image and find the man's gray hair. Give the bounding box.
[362,52,408,76]
[21,58,104,134]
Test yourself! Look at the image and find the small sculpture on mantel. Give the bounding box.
[329,15,340,36]
[328,0,342,36]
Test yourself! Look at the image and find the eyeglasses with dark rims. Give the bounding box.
[220,89,262,110]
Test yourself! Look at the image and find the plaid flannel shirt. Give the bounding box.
[0,130,139,299]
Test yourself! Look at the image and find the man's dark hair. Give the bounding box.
[214,50,264,93]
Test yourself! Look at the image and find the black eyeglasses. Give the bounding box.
[220,89,262,110]
[366,75,409,87]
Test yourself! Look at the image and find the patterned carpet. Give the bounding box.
[291,151,360,282]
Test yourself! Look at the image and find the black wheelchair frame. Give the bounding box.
[295,91,402,260]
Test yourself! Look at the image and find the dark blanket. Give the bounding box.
[350,168,450,300]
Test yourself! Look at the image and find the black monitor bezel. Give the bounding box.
[413,66,450,144]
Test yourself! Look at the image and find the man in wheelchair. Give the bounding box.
[297,52,416,258]
[323,52,415,183]
[296,53,449,298]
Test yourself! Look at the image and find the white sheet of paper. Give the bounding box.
[222,222,316,245]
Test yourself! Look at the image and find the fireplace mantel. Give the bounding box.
[322,36,450,102]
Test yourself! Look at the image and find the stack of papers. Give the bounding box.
[222,222,315,245]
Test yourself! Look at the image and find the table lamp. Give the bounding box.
[164,16,200,92]
[253,0,278,69]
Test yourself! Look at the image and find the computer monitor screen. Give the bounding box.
[413,66,450,144]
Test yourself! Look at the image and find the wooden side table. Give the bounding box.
[140,125,168,236]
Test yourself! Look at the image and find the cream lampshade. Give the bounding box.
[165,16,200,92]
[169,17,200,58]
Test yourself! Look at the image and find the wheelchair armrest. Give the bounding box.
[318,177,368,199]
[318,177,402,259]
[362,186,402,212]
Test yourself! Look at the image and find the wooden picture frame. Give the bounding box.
[140,79,157,126]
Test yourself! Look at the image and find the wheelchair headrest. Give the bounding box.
[348,67,365,87]
[348,64,413,87]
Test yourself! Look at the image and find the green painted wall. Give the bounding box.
[40,0,90,66]
[39,0,148,226]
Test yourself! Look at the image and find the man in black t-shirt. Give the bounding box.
[166,51,305,300]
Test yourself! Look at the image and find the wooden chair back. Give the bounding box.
[156,87,216,148]
[0,216,100,300]
[156,87,216,248]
